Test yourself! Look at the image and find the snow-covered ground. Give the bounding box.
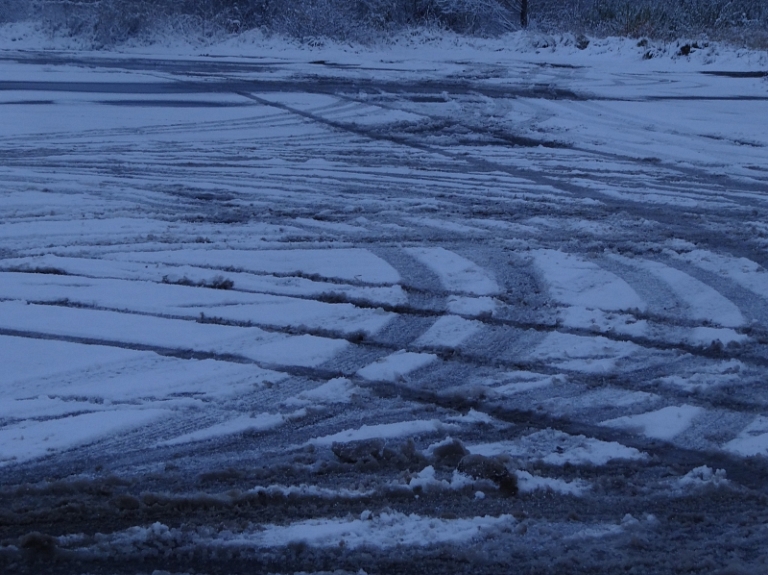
[1,25,768,574]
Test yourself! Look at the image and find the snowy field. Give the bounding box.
[1,28,768,574]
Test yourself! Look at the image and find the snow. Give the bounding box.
[0,273,395,336]
[656,360,744,392]
[405,466,475,492]
[516,471,588,496]
[286,377,359,406]
[249,484,374,499]
[91,512,513,552]
[0,301,348,368]
[108,248,401,285]
[537,387,657,417]
[1,27,767,567]
[356,350,437,382]
[2,253,409,306]
[614,256,745,328]
[446,295,497,317]
[415,315,483,348]
[0,333,147,387]
[0,409,167,466]
[158,411,296,446]
[489,371,563,395]
[532,250,646,312]
[468,429,646,466]
[724,416,768,457]
[235,511,512,549]
[532,332,642,373]
[686,326,748,347]
[601,405,703,441]
[310,419,455,446]
[404,247,500,296]
[674,249,768,302]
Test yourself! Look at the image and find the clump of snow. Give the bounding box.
[405,466,475,492]
[516,471,588,496]
[678,466,728,488]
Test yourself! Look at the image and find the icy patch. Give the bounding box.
[724,416,768,457]
[310,419,454,446]
[159,411,301,446]
[356,350,437,382]
[415,315,483,348]
[468,429,646,466]
[404,247,499,295]
[601,405,703,440]
[532,332,641,373]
